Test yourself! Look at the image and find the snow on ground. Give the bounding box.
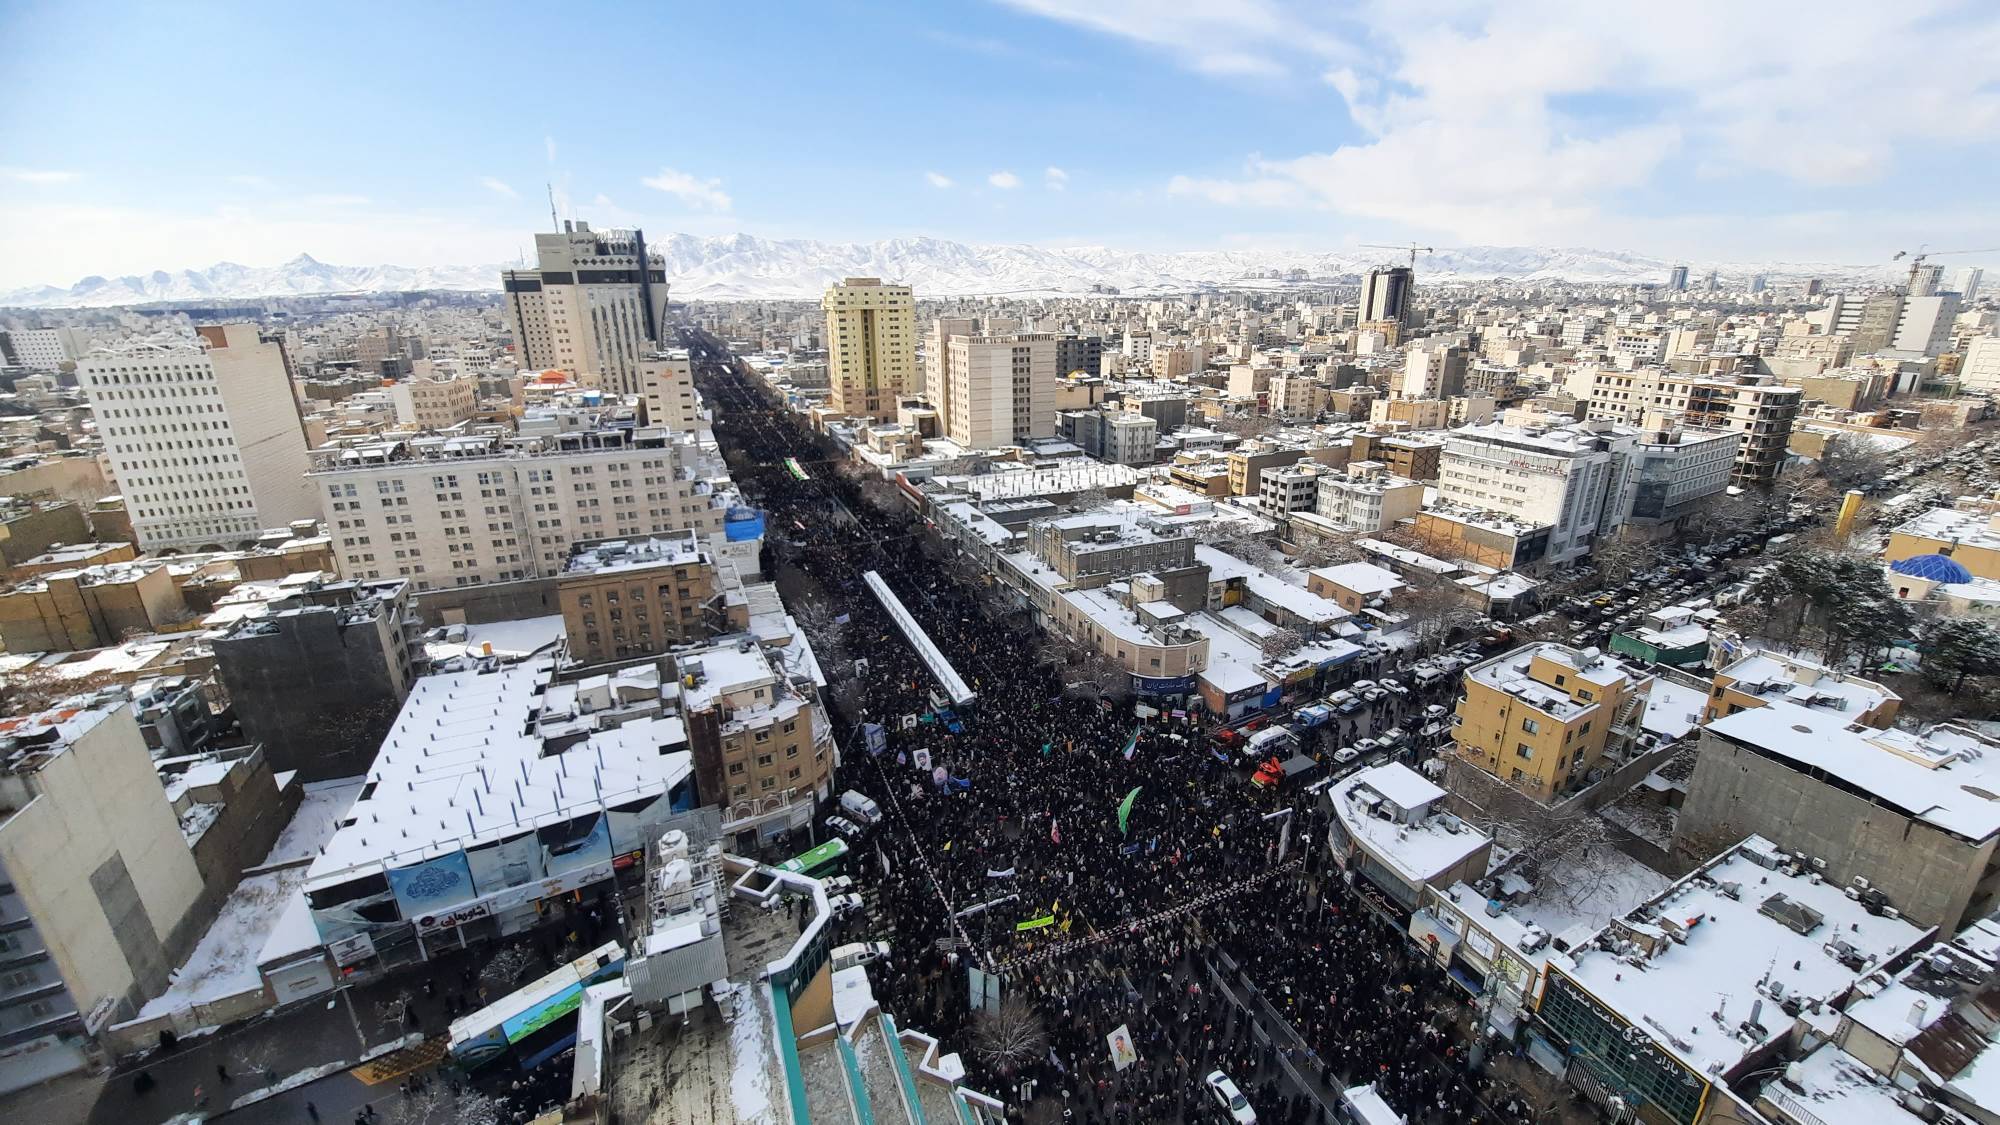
[730,985,778,1123]
[261,776,364,866]
[137,867,310,1018]
[1600,797,1678,852]
[1515,844,1671,944]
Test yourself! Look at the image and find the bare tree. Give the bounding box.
[1211,412,1279,439]
[1260,627,1305,660]
[397,1083,508,1125]
[479,944,537,992]
[969,997,1048,1076]
[1400,575,1479,657]
[1069,486,1110,512]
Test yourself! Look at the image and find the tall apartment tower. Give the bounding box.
[1909,263,1945,297]
[1668,265,1690,292]
[78,324,317,551]
[924,316,979,436]
[641,350,702,431]
[824,278,916,420]
[944,333,1057,449]
[501,221,670,396]
[1359,267,1414,325]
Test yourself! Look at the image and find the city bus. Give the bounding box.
[777,838,849,877]
[447,941,625,1071]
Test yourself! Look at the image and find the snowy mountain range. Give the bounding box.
[0,236,1903,308]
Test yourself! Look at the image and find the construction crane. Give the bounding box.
[1360,243,1435,270]
[1891,246,2000,292]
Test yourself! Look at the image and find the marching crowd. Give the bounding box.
[703,358,1545,1124]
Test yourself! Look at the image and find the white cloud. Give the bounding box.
[988,171,1021,189]
[641,167,732,211]
[1044,167,1070,190]
[925,171,955,189]
[225,174,272,189]
[1012,0,2000,251]
[544,136,557,164]
[301,194,370,208]
[2,168,80,184]
[479,176,519,199]
[1167,173,1306,208]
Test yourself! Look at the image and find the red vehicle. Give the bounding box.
[1251,756,1285,787]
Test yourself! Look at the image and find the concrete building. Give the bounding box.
[824,278,916,421]
[0,704,207,1093]
[388,368,478,430]
[558,533,738,664]
[1452,642,1647,799]
[1350,433,1442,481]
[1539,836,1927,1125]
[1054,333,1102,379]
[78,324,319,550]
[1701,646,1900,729]
[0,453,108,507]
[210,576,422,779]
[1326,763,1491,914]
[1058,408,1157,465]
[1585,368,1801,484]
[640,350,702,432]
[1610,416,1742,534]
[0,561,188,653]
[1679,706,2000,934]
[945,333,1057,448]
[311,426,729,590]
[0,500,91,572]
[1436,420,1633,563]
[0,327,87,370]
[676,628,837,827]
[1306,562,1408,614]
[1960,334,2000,394]
[1360,267,1414,326]
[501,221,670,396]
[1257,460,1325,519]
[1309,462,1424,534]
[1394,342,1467,399]
[1267,372,1328,418]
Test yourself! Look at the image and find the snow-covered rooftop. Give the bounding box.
[1895,506,2000,554]
[1706,708,2000,842]
[562,532,707,576]
[1332,763,1490,887]
[1311,562,1406,598]
[306,655,692,885]
[1554,836,1929,1077]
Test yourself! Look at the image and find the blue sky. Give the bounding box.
[1,0,1996,288]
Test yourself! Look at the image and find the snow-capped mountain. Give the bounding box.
[0,238,1900,308]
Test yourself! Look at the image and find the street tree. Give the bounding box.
[1925,617,2000,693]
[968,996,1048,1076]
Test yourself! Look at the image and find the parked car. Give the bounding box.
[1206,1070,1257,1124]
[822,875,857,895]
[1333,747,1360,764]
[832,941,889,970]
[825,815,865,840]
[829,892,865,918]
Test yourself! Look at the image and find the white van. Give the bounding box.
[832,941,890,971]
[1242,724,1299,760]
[839,790,882,825]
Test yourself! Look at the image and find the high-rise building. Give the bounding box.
[944,333,1057,448]
[1584,369,1800,484]
[1055,333,1104,379]
[0,327,87,370]
[1960,334,2000,394]
[501,221,670,396]
[923,316,978,436]
[78,324,318,551]
[0,702,208,1092]
[823,277,916,421]
[1436,420,1634,563]
[1668,265,1690,292]
[1359,267,1414,325]
[311,425,730,590]
[1909,263,1946,297]
[640,350,702,432]
[1952,267,1983,302]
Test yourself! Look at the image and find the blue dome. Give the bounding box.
[1890,553,1973,584]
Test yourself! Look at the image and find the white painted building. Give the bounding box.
[79,324,318,550]
[1437,419,1634,563]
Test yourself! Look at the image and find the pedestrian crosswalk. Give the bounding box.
[351,1037,446,1086]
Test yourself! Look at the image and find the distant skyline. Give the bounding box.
[1,0,1996,290]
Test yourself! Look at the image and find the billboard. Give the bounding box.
[466,831,543,899]
[387,850,479,917]
[540,812,612,876]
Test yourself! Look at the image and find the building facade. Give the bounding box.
[500,221,670,396]
[945,334,1057,449]
[1452,643,1645,798]
[78,324,319,551]
[824,278,916,421]
[558,534,737,664]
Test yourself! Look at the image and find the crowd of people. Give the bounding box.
[700,352,1539,1123]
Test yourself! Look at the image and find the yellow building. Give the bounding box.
[1702,646,1899,728]
[1884,505,2000,582]
[823,277,916,421]
[1452,642,1645,798]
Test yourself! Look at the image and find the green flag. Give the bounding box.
[1015,913,1056,931]
[1117,786,1142,836]
[1120,727,1139,761]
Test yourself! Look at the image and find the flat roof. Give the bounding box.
[306,656,692,885]
[1332,763,1489,886]
[1555,837,1928,1076]
[1707,707,2000,842]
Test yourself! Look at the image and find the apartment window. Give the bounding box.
[1520,718,1540,735]
[1515,743,1533,760]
